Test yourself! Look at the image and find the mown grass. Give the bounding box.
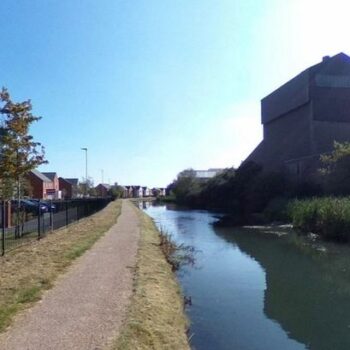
[0,200,121,333]
[113,207,190,350]
[289,197,350,241]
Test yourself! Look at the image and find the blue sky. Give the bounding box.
[1,0,350,187]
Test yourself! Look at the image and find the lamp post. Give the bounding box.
[81,147,88,196]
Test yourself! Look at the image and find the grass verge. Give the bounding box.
[113,207,190,350]
[0,200,121,333]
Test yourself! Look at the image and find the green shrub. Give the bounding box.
[262,196,290,222]
[289,197,350,241]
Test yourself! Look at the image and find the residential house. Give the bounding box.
[26,170,54,199]
[142,186,151,197]
[65,178,79,197]
[125,186,133,198]
[42,172,61,199]
[59,177,79,199]
[151,187,166,197]
[95,183,111,197]
[245,52,350,177]
[132,186,143,198]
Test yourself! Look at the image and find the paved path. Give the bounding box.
[0,200,140,350]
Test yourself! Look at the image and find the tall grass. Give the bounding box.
[289,197,350,241]
[159,227,195,271]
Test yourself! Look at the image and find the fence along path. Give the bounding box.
[0,200,140,350]
[1,198,110,255]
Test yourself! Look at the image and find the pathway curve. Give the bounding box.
[0,200,139,350]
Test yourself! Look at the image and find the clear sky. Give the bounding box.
[1,0,350,187]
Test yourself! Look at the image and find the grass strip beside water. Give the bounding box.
[289,197,350,241]
[0,200,121,333]
[113,207,190,350]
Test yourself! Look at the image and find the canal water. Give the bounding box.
[142,202,350,350]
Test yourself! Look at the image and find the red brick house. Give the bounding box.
[95,183,111,197]
[42,173,59,192]
[26,170,54,199]
[59,178,79,199]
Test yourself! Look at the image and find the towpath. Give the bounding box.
[0,200,139,350]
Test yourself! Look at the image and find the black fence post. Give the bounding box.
[2,201,5,256]
[37,201,41,240]
[50,200,53,232]
[42,203,45,237]
[65,200,69,227]
[77,201,80,222]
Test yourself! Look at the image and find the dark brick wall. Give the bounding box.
[261,70,309,124]
[59,178,72,199]
[312,120,350,154]
[96,184,108,197]
[262,103,312,166]
[26,173,44,199]
[311,87,350,122]
[246,107,312,172]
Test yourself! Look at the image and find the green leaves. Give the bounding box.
[319,142,350,195]
[0,87,47,199]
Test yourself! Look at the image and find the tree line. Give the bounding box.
[167,141,350,227]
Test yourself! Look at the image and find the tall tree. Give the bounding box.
[0,87,47,235]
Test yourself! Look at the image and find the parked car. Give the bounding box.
[40,200,56,212]
[11,199,39,214]
[27,199,54,213]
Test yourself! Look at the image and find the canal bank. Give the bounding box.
[113,203,190,350]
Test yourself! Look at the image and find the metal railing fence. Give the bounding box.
[0,198,111,255]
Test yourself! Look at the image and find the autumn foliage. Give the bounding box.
[0,87,47,199]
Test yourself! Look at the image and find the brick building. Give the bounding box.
[42,172,59,192]
[95,183,111,197]
[59,178,79,199]
[26,170,54,199]
[26,170,62,199]
[246,52,350,177]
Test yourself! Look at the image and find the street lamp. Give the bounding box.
[81,147,88,196]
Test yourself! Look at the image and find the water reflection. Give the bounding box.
[215,226,350,350]
[136,200,152,210]
[144,204,350,350]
